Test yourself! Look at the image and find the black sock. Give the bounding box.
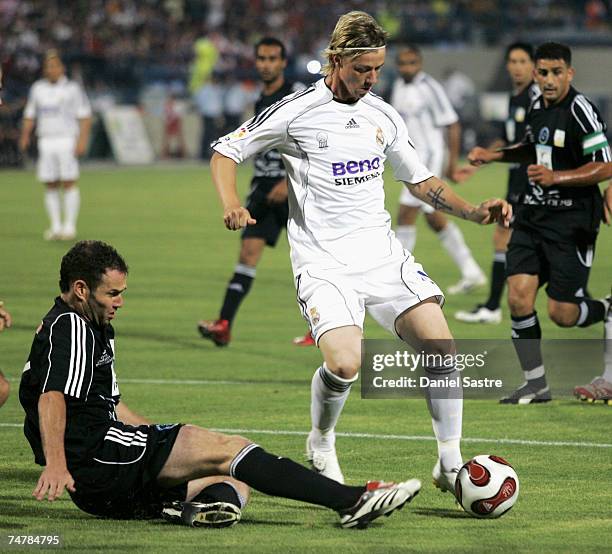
[231,445,364,512]
[577,298,606,328]
[511,312,547,390]
[484,252,506,310]
[193,482,243,508]
[219,264,255,324]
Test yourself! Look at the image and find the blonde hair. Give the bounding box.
[322,11,387,76]
[44,49,63,65]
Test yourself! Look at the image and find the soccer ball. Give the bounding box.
[455,455,519,518]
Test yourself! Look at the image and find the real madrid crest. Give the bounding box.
[376,127,385,147]
[309,307,320,325]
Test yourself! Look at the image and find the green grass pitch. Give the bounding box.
[0,162,610,552]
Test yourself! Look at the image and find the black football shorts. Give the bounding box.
[506,228,595,303]
[69,421,187,519]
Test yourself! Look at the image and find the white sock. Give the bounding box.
[604,316,612,382]
[62,187,80,233]
[425,366,463,471]
[310,364,357,451]
[438,222,482,279]
[395,225,417,252]
[44,189,62,233]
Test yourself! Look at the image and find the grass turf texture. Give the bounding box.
[0,163,610,552]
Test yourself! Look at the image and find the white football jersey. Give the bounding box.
[24,76,92,139]
[213,78,433,273]
[390,71,458,170]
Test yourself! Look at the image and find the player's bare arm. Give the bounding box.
[468,142,536,166]
[527,161,612,188]
[604,182,612,225]
[406,176,512,226]
[0,301,12,331]
[266,178,288,204]
[116,401,150,425]
[34,391,76,502]
[210,151,257,230]
[19,118,35,151]
[75,117,92,157]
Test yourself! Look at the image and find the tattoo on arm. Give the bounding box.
[426,185,452,212]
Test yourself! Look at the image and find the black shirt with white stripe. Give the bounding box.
[20,297,120,466]
[522,86,610,206]
[513,86,609,241]
[252,80,302,180]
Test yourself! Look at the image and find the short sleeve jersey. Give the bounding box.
[504,82,540,193]
[253,80,304,180]
[213,78,433,272]
[23,76,92,139]
[522,86,610,208]
[20,297,120,466]
[390,71,458,165]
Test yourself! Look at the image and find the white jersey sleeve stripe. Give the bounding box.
[571,96,603,134]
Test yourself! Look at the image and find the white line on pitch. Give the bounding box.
[1,422,609,448]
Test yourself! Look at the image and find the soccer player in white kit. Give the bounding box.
[391,45,485,294]
[20,50,92,241]
[209,12,511,492]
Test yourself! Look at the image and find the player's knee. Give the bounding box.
[507,286,532,315]
[548,305,578,327]
[326,355,360,380]
[0,376,9,408]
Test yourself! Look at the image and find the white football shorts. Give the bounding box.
[37,136,79,183]
[399,148,445,213]
[295,251,444,343]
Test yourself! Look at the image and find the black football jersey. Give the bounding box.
[253,81,303,179]
[505,82,539,196]
[20,297,120,466]
[521,86,610,208]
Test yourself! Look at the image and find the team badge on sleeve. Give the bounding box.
[376,127,385,147]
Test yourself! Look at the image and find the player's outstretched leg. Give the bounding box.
[157,425,421,528]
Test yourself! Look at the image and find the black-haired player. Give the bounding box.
[20,240,420,528]
[197,37,304,346]
[456,42,539,325]
[469,42,611,403]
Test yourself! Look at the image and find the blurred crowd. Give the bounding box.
[0,0,610,165]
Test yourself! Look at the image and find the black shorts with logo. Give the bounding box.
[241,177,288,246]
[68,421,187,519]
[506,227,596,303]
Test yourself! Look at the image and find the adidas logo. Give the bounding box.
[345,118,360,129]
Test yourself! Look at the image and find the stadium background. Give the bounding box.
[0,1,611,552]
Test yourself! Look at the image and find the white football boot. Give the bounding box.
[455,304,502,324]
[432,460,460,494]
[306,432,345,484]
[447,272,487,295]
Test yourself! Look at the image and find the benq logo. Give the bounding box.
[332,157,380,176]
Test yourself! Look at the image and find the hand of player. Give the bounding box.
[527,164,555,186]
[223,206,256,230]
[33,466,76,502]
[19,135,30,152]
[0,301,12,332]
[604,184,612,225]
[470,198,513,227]
[450,164,478,183]
[467,147,497,167]
[266,179,288,204]
[74,140,88,157]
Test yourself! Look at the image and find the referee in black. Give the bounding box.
[198,37,304,347]
[468,42,611,404]
[19,240,419,528]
